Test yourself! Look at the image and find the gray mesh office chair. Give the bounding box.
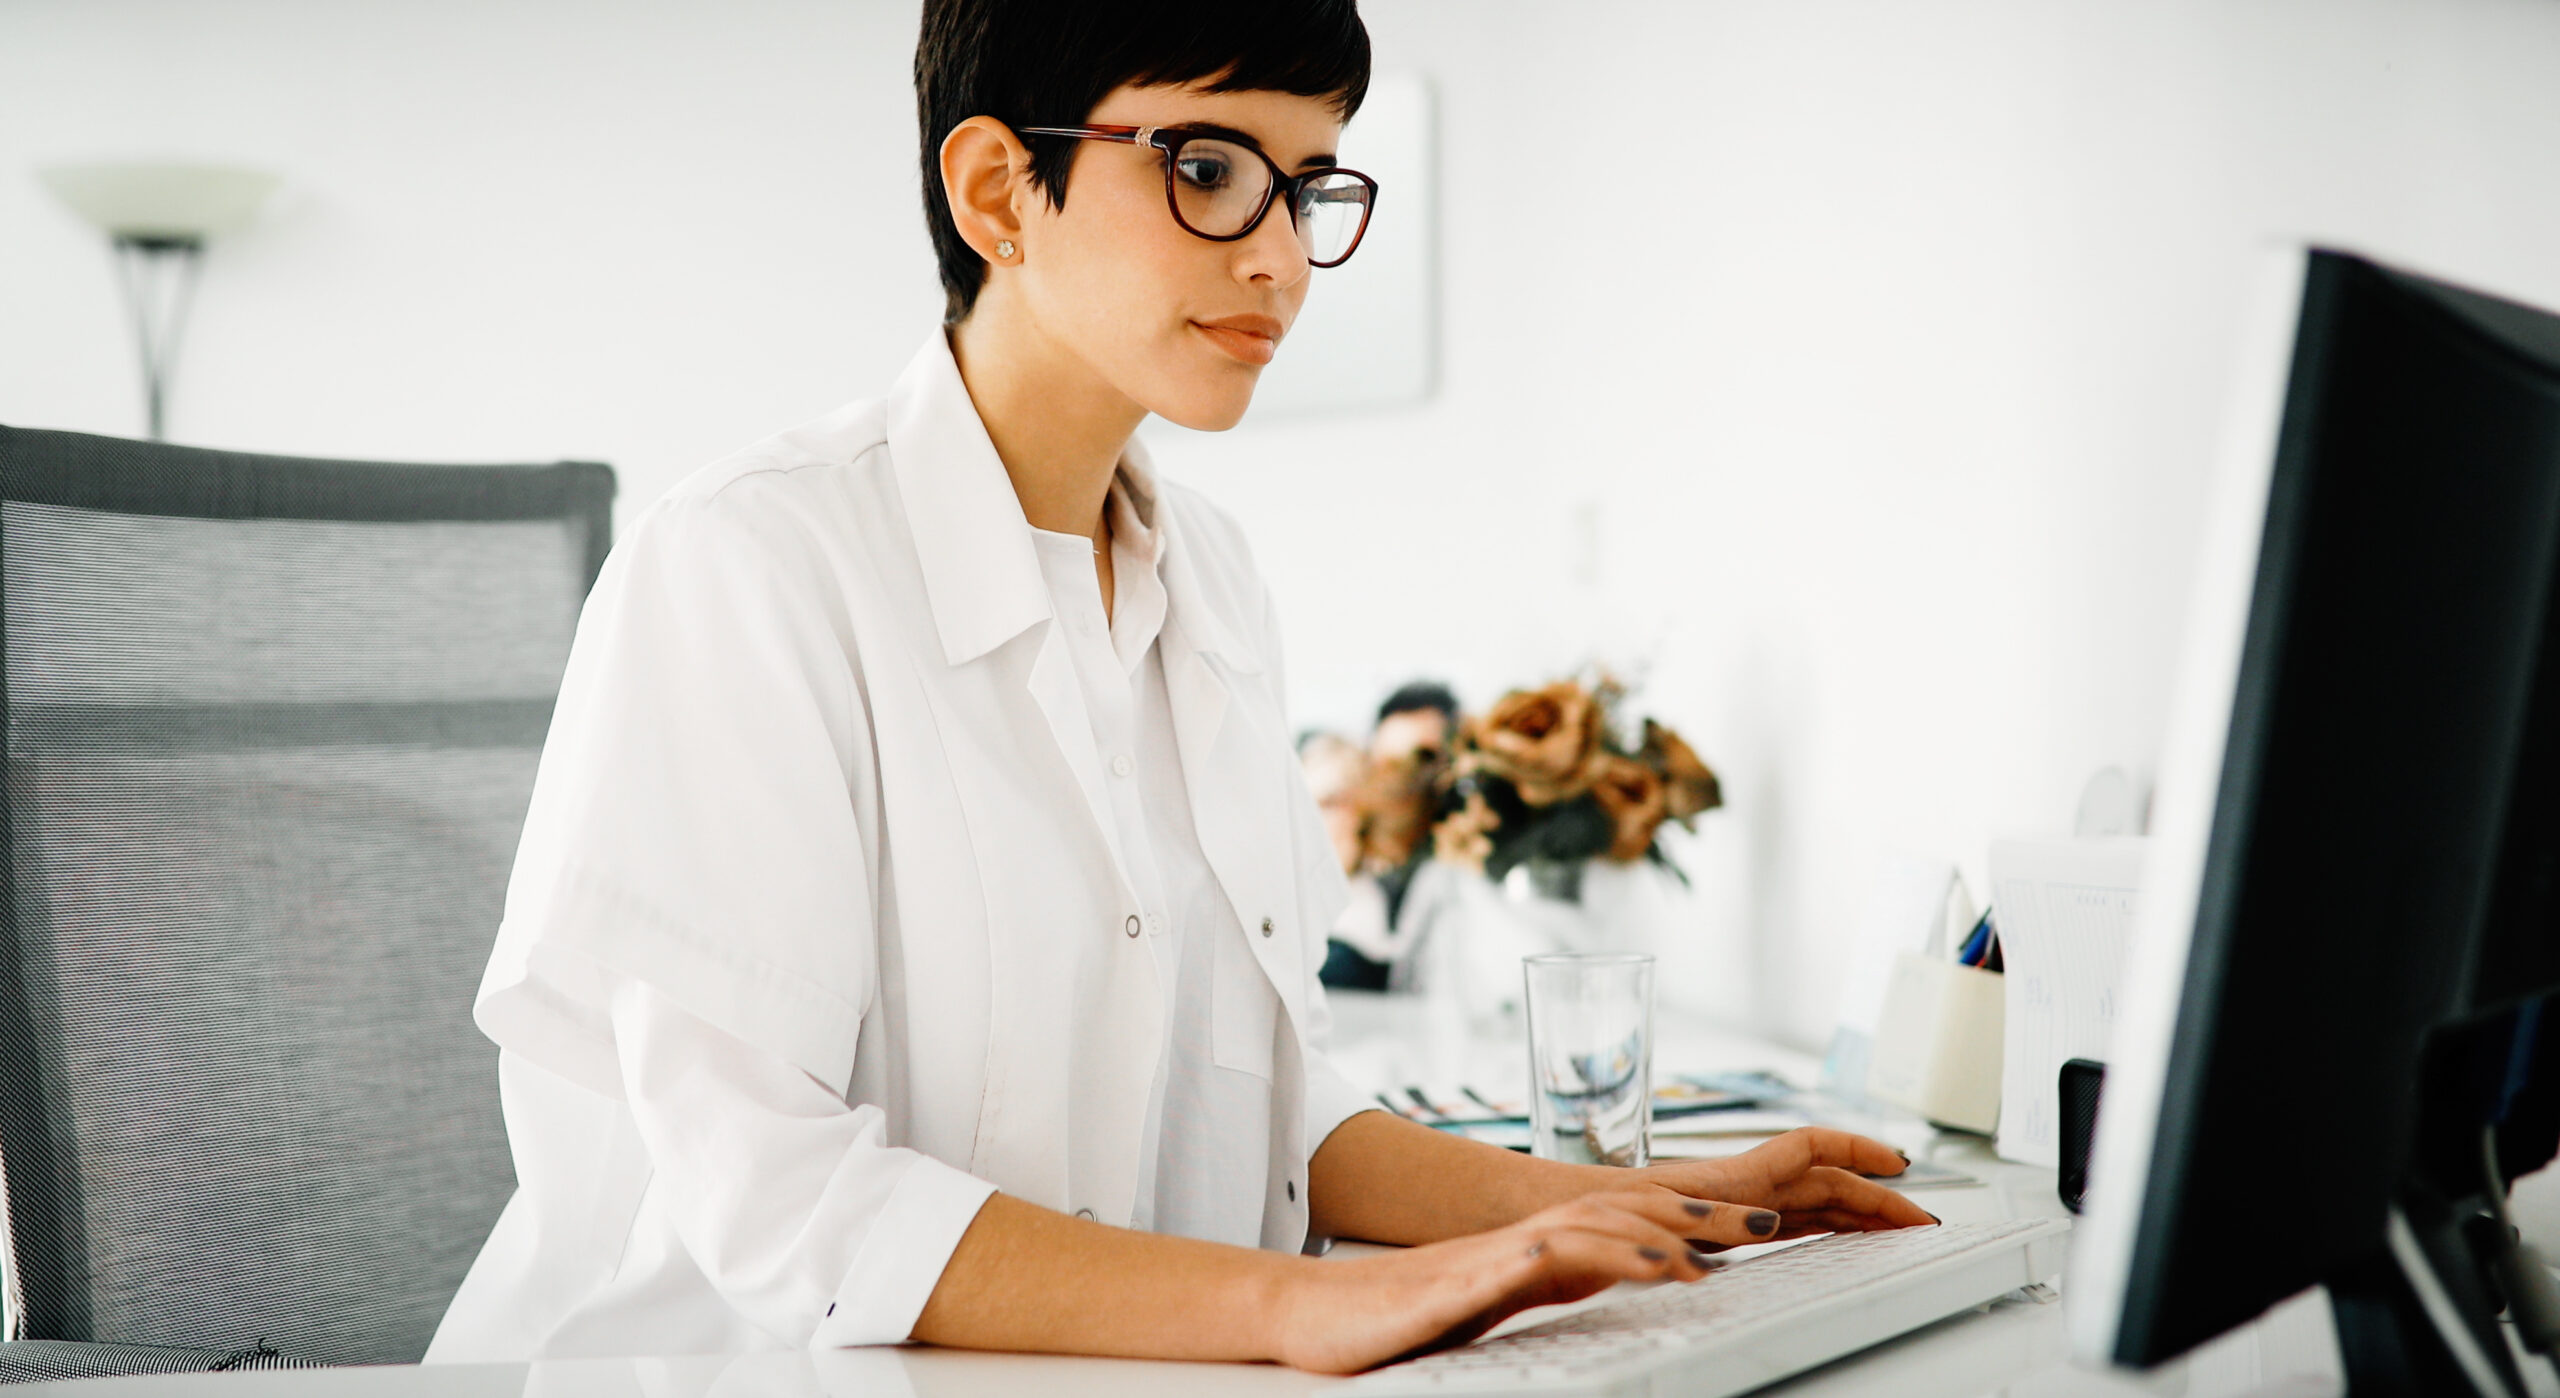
[0,426,612,1382]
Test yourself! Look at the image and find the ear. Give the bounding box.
[940,116,1032,263]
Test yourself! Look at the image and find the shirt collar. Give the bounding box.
[1118,431,1261,675]
[886,330,1047,666]
[1102,468,1167,675]
[885,328,1261,674]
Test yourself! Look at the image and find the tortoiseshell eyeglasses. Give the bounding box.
[1016,123,1378,268]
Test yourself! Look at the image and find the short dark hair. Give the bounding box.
[1377,680,1458,730]
[914,0,1372,325]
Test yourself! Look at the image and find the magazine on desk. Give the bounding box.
[1368,1069,1979,1187]
[1369,1068,1799,1131]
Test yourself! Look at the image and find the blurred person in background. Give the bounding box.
[1369,678,1456,769]
[428,0,1927,1377]
[1319,680,1457,990]
[1297,729,1371,878]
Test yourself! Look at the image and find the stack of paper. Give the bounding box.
[1988,837,2146,1167]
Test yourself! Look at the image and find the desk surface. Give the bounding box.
[18,995,2559,1398]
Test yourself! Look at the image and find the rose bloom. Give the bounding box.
[1469,681,1604,805]
[1640,718,1724,824]
[1589,755,1670,862]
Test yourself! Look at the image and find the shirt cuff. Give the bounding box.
[808,1152,999,1348]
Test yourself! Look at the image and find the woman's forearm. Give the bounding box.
[912,1122,1932,1371]
[909,1192,1316,1360]
[912,1113,1617,1359]
[1307,1108,1611,1245]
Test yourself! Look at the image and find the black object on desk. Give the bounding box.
[2057,1058,2105,1214]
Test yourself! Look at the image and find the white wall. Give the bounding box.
[1,0,944,490]
[8,0,2560,1048]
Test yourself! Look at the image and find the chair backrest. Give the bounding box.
[0,426,612,1365]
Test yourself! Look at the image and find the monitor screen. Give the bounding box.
[2069,246,2560,1383]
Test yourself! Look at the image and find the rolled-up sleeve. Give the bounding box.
[1304,1042,1383,1155]
[610,977,995,1348]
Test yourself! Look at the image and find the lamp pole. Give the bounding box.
[110,233,205,442]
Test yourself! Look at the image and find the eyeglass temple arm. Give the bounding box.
[1017,124,1162,147]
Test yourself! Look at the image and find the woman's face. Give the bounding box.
[1009,83,1348,431]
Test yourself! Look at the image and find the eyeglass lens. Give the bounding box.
[1169,137,1370,264]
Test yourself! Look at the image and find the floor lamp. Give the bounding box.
[38,162,280,441]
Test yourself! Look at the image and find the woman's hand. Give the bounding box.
[1269,1183,1796,1375]
[1635,1127,1938,1244]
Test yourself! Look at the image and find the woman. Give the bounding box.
[427,0,1932,1375]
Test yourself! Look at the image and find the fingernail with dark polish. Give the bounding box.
[1923,1211,1941,1225]
[1638,1246,1667,1262]
[1895,1148,1911,1163]
[1683,1200,1711,1218]
[1686,1247,1714,1267]
[1747,1210,1780,1236]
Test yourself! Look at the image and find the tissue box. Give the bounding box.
[1866,951,2005,1133]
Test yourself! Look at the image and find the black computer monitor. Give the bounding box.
[2069,247,2560,1396]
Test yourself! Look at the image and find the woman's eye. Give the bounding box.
[1175,157,1232,190]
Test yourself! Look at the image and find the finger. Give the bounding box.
[1769,1207,1928,1239]
[1659,1196,1784,1248]
[1571,1188,1783,1252]
[1743,1126,1912,1181]
[1761,1166,1939,1228]
[1542,1199,1721,1278]
[1520,1224,1717,1289]
[1761,1203,1945,1241]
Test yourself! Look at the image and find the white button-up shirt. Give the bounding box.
[1026,467,1279,1243]
[426,330,1376,1363]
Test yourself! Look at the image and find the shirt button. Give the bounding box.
[1260,916,1275,938]
[1286,1179,1297,1203]
[1111,753,1133,778]
[1075,1207,1096,1221]
[1124,914,1141,938]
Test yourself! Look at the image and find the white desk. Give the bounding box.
[19,995,2560,1398]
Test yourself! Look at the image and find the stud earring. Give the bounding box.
[995,239,1016,260]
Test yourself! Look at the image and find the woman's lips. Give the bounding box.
[1192,321,1277,366]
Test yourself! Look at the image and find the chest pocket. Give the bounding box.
[1210,917,1280,1080]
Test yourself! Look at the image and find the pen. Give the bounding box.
[1956,908,1994,967]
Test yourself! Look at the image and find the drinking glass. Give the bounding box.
[1523,952,1655,1167]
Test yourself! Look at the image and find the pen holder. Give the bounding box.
[1865,951,2004,1134]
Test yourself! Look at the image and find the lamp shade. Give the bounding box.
[38,161,280,242]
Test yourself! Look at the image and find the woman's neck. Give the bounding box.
[947,295,1148,553]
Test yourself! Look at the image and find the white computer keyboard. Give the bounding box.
[1338,1216,2070,1396]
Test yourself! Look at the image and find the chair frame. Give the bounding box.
[0,425,611,1354]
